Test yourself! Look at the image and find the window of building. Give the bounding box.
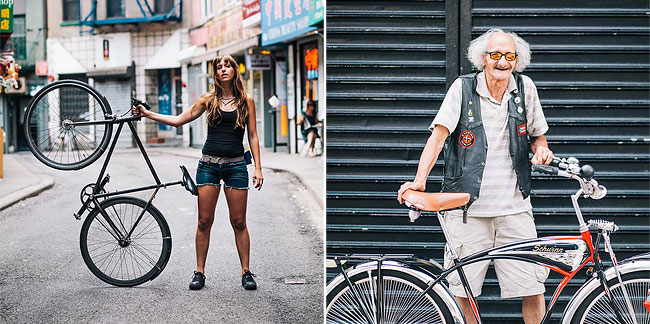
[155,0,175,14]
[201,0,212,19]
[8,15,25,60]
[63,0,80,21]
[107,0,125,18]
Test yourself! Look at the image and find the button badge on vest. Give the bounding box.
[459,130,476,148]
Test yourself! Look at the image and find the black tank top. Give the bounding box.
[202,107,245,157]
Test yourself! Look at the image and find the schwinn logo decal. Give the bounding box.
[459,130,475,148]
[532,245,564,253]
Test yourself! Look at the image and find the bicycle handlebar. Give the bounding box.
[130,98,151,121]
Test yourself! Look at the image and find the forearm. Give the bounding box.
[530,135,549,153]
[249,134,262,171]
[414,128,447,183]
[144,111,180,127]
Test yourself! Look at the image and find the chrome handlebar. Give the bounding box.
[533,156,607,200]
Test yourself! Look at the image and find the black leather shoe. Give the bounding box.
[242,270,257,290]
[189,271,205,290]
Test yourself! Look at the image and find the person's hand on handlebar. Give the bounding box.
[397,180,426,204]
[132,104,149,118]
[531,146,554,165]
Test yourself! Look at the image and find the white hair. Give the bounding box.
[467,28,531,72]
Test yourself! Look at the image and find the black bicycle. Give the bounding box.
[23,79,198,287]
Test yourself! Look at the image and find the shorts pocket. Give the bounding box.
[535,265,549,283]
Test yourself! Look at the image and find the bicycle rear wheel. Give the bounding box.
[79,197,172,287]
[326,267,455,324]
[24,79,112,170]
[571,270,650,324]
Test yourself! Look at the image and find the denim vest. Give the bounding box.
[441,72,531,207]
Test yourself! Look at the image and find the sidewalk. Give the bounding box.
[147,146,324,207]
[0,154,55,212]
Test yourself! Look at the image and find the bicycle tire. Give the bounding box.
[326,267,455,324]
[570,270,650,324]
[24,79,113,170]
[79,196,172,287]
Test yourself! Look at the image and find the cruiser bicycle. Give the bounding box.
[23,79,198,287]
[326,157,650,323]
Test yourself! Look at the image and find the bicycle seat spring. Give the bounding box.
[587,219,618,232]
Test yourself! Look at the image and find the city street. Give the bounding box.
[0,150,323,323]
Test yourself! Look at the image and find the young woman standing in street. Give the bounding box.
[132,55,263,291]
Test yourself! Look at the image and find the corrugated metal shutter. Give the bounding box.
[93,79,134,148]
[326,0,650,322]
[188,64,206,147]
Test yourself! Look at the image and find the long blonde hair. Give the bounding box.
[207,55,248,128]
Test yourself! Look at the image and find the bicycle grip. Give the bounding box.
[131,98,150,117]
[532,164,559,175]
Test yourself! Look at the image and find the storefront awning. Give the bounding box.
[177,45,205,63]
[144,30,181,70]
[190,36,259,65]
[87,65,133,78]
[47,40,87,75]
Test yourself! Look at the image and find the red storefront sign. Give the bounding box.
[243,0,261,25]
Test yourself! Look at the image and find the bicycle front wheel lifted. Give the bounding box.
[326,268,455,324]
[24,79,113,170]
[80,197,172,287]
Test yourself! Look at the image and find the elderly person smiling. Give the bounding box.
[397,28,554,324]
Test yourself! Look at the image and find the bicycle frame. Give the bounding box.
[73,115,184,243]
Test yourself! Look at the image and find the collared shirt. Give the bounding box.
[430,72,549,217]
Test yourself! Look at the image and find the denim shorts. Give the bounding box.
[196,160,249,190]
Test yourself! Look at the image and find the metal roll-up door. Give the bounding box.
[327,0,650,322]
[188,64,206,147]
[93,79,134,148]
[326,0,451,277]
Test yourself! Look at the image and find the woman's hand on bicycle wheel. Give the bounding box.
[252,169,264,190]
[132,104,149,117]
[397,180,426,204]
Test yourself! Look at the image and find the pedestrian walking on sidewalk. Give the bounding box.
[132,55,263,291]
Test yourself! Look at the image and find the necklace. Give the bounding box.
[221,97,236,106]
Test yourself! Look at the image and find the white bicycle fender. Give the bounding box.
[560,259,650,323]
[327,261,466,324]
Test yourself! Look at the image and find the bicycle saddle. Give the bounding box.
[180,165,198,196]
[402,190,470,212]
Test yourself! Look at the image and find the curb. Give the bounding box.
[0,176,56,212]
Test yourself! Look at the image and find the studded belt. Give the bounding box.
[201,154,245,165]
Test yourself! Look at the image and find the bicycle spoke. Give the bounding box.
[328,274,444,324]
[581,278,650,324]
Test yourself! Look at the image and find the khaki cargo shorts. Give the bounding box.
[443,210,549,299]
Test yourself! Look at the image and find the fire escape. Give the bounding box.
[79,0,183,35]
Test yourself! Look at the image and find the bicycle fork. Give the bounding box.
[599,231,639,324]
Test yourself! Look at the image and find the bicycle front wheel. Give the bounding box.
[24,79,112,170]
[79,197,172,287]
[326,267,455,324]
[571,269,650,324]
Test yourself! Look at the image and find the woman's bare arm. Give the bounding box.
[246,95,264,190]
[133,93,211,127]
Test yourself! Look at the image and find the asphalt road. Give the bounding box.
[0,150,324,323]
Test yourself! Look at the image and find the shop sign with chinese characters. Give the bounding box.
[0,0,13,34]
[261,0,324,46]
